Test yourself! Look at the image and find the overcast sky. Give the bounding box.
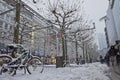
[84,0,108,33]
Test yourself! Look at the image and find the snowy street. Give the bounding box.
[0,62,110,80]
[0,0,120,80]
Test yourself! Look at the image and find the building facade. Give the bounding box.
[104,0,120,46]
[112,0,120,40]
[0,0,15,46]
[0,0,59,58]
[97,33,107,50]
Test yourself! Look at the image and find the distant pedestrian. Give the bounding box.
[99,55,104,64]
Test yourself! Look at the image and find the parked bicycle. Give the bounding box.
[0,44,44,76]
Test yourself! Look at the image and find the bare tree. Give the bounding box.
[67,19,95,64]
[77,26,95,63]
[46,0,84,66]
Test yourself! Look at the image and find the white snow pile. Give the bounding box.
[0,62,110,80]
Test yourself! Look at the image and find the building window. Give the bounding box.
[1,32,5,38]
[9,25,12,30]
[119,1,120,10]
[6,14,9,21]
[0,10,2,13]
[111,0,115,9]
[10,16,15,23]
[0,15,4,19]
[0,20,3,28]
[4,23,8,29]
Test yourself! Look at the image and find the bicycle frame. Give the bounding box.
[8,51,32,67]
[0,44,44,75]
[0,51,32,75]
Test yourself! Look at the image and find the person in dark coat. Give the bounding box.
[104,53,110,67]
[108,45,117,66]
[114,40,120,65]
[99,55,104,64]
[108,45,117,56]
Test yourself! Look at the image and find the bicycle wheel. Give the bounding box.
[26,57,44,74]
[0,55,12,74]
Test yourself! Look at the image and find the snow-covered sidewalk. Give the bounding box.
[0,62,110,80]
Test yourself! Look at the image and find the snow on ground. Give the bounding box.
[0,62,110,80]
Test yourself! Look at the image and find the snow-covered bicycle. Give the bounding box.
[0,44,44,76]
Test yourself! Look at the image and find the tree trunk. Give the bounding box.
[60,27,66,67]
[82,43,85,63]
[75,35,79,65]
[61,34,65,65]
[13,0,20,44]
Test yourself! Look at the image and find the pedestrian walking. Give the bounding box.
[107,45,117,66]
[104,53,110,67]
[114,40,120,65]
[99,55,104,64]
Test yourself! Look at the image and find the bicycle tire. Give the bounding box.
[26,56,44,74]
[0,55,12,75]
